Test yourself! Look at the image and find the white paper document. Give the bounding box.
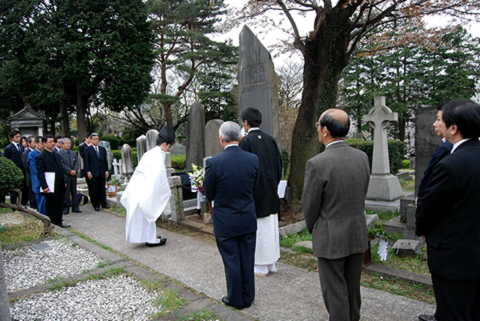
[277,180,287,199]
[40,172,55,193]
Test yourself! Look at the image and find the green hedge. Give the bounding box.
[0,157,24,192]
[346,138,406,174]
[111,149,186,170]
[102,135,136,150]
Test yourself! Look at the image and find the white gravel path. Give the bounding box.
[11,274,161,321]
[3,239,101,291]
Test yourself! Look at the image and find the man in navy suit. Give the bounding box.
[3,129,27,205]
[84,133,109,211]
[416,100,480,321]
[204,121,258,310]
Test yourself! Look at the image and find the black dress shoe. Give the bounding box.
[72,209,82,213]
[221,296,247,309]
[145,238,167,247]
[102,205,111,209]
[94,207,100,211]
[57,224,71,228]
[418,314,436,321]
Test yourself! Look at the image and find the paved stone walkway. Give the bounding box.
[64,207,434,321]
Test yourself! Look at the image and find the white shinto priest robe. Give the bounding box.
[255,213,280,266]
[121,146,171,244]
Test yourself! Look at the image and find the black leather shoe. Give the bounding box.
[102,205,111,209]
[145,239,167,247]
[58,224,71,228]
[94,207,100,211]
[72,209,82,213]
[418,314,436,321]
[221,296,247,309]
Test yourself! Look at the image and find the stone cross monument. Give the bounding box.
[365,96,403,201]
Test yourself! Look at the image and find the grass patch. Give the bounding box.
[47,267,126,291]
[280,229,312,248]
[361,271,434,304]
[0,212,45,246]
[371,243,430,276]
[68,229,115,252]
[0,207,13,214]
[179,309,220,321]
[399,176,415,193]
[107,205,126,217]
[150,288,186,318]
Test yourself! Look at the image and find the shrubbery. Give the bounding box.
[346,138,406,174]
[0,157,24,192]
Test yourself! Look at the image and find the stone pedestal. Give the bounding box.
[367,174,403,201]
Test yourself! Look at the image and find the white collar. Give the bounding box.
[224,143,239,150]
[248,127,260,133]
[325,140,344,149]
[451,138,471,154]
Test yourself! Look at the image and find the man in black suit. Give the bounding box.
[204,121,258,310]
[3,129,27,206]
[416,99,480,321]
[84,133,109,211]
[79,136,93,203]
[36,136,70,228]
[240,107,282,276]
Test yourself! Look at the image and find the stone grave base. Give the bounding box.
[365,199,400,213]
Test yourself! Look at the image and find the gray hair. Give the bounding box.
[219,121,241,142]
[63,137,71,144]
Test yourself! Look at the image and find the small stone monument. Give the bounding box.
[164,152,184,223]
[146,129,159,151]
[365,96,403,201]
[238,25,280,143]
[112,159,121,178]
[136,135,147,163]
[99,140,113,172]
[120,144,134,176]
[185,103,205,170]
[205,119,224,157]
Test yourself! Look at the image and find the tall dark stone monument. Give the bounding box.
[238,25,279,143]
[415,106,439,195]
[186,102,205,170]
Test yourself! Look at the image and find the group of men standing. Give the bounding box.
[2,131,110,229]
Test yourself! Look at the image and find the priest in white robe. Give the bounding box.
[239,108,283,276]
[121,128,175,247]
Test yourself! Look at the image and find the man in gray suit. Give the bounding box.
[302,109,370,321]
[59,137,81,214]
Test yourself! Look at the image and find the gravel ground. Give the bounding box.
[3,239,101,291]
[11,274,161,321]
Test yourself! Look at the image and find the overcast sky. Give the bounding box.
[217,1,480,68]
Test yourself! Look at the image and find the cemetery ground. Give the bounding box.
[0,208,246,321]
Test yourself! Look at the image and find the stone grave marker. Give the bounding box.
[99,140,113,172]
[146,129,159,151]
[205,119,223,157]
[136,135,147,163]
[170,143,186,156]
[415,105,439,195]
[365,96,402,201]
[238,25,280,143]
[392,239,422,257]
[120,144,134,176]
[185,102,205,170]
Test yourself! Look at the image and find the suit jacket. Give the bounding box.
[84,145,108,178]
[302,141,370,259]
[415,139,480,280]
[59,149,80,180]
[204,145,258,238]
[239,129,282,218]
[36,149,66,193]
[4,142,24,170]
[22,148,33,186]
[28,149,42,193]
[417,140,452,197]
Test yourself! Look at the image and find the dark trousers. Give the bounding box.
[317,253,364,321]
[64,176,79,211]
[216,232,256,308]
[89,176,106,208]
[45,190,65,226]
[432,274,480,321]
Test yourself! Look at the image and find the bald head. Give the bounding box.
[318,108,350,138]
